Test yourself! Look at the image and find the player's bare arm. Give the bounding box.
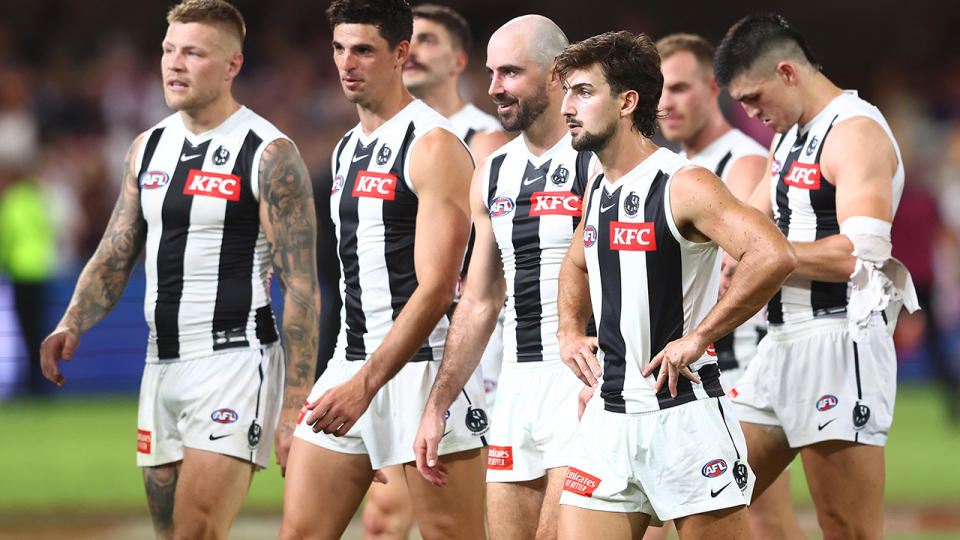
[724,154,767,202]
[467,130,511,162]
[414,157,506,485]
[258,138,321,473]
[305,128,473,436]
[789,116,898,282]
[642,166,796,396]
[557,180,600,388]
[40,134,148,386]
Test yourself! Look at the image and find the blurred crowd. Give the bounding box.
[0,2,958,416]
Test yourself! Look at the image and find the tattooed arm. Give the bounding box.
[258,138,321,474]
[40,135,148,387]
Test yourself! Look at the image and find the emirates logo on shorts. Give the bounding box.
[297,401,310,424]
[137,429,152,454]
[488,445,513,470]
[563,467,601,497]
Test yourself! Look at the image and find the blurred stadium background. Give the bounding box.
[1,0,959,538]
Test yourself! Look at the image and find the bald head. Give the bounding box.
[490,15,568,70]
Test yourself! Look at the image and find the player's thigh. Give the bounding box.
[487,476,546,540]
[363,465,414,539]
[404,448,487,540]
[173,447,254,538]
[674,505,749,540]
[640,521,671,540]
[740,421,797,500]
[558,504,649,540]
[533,466,568,540]
[281,437,375,540]
[800,440,884,537]
[748,469,804,540]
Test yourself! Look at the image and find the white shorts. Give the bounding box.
[559,395,754,524]
[294,357,488,470]
[136,342,283,469]
[480,310,505,409]
[730,313,895,447]
[486,360,581,482]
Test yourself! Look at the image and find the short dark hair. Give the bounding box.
[714,13,820,87]
[555,31,663,138]
[412,4,471,52]
[167,0,245,45]
[326,0,413,49]
[656,33,714,71]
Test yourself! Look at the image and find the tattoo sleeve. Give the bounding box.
[57,138,147,335]
[258,139,321,425]
[143,465,178,538]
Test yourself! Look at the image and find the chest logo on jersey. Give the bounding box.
[609,222,656,251]
[529,191,581,216]
[583,225,598,247]
[806,135,819,157]
[352,170,398,200]
[551,165,569,185]
[332,175,345,194]
[490,196,515,217]
[771,159,783,177]
[783,162,821,190]
[184,170,241,201]
[140,171,170,190]
[212,145,230,166]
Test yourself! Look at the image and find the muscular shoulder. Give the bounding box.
[821,116,898,180]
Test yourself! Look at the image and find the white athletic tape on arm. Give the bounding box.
[841,216,920,339]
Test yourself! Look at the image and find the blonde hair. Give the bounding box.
[167,0,246,45]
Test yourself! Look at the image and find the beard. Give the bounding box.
[571,117,618,152]
[494,83,550,132]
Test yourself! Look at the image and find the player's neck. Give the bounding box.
[681,114,731,157]
[179,96,241,135]
[357,84,415,136]
[797,73,844,128]
[416,80,466,118]
[596,127,659,183]
[522,103,568,157]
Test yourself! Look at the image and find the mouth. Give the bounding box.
[402,62,425,73]
[342,77,363,89]
[566,118,582,134]
[166,79,188,91]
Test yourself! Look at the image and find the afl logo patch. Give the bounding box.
[583,225,598,247]
[140,171,169,189]
[702,459,728,478]
[771,159,783,177]
[332,175,345,194]
[490,196,515,217]
[816,394,838,412]
[210,408,238,424]
[623,192,640,217]
[551,165,569,185]
[376,145,392,166]
[213,145,230,166]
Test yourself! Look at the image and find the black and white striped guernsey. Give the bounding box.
[767,91,905,325]
[136,107,284,362]
[482,133,597,364]
[329,100,464,362]
[448,103,501,148]
[582,148,724,413]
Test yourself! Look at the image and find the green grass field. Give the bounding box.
[1,382,958,538]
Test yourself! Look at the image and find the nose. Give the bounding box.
[164,50,185,72]
[657,91,671,113]
[741,103,759,119]
[488,73,503,98]
[560,90,576,118]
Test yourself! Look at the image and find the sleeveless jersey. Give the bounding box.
[682,128,768,369]
[136,107,284,362]
[582,148,724,413]
[482,133,596,364]
[448,103,501,148]
[330,100,463,362]
[768,91,905,324]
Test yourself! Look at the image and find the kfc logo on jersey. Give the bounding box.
[137,429,152,454]
[184,170,241,201]
[563,467,601,497]
[529,191,581,216]
[583,225,598,247]
[352,171,397,200]
[609,222,656,251]
[702,459,728,478]
[488,445,514,470]
[783,163,821,190]
[489,196,515,217]
[140,171,170,189]
[210,408,239,424]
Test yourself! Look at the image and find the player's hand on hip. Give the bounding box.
[304,376,373,436]
[577,384,595,421]
[39,330,78,387]
[559,333,601,386]
[718,251,738,299]
[413,406,450,487]
[642,334,705,398]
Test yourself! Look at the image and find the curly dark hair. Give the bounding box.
[555,31,663,138]
[714,13,820,87]
[326,0,413,48]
